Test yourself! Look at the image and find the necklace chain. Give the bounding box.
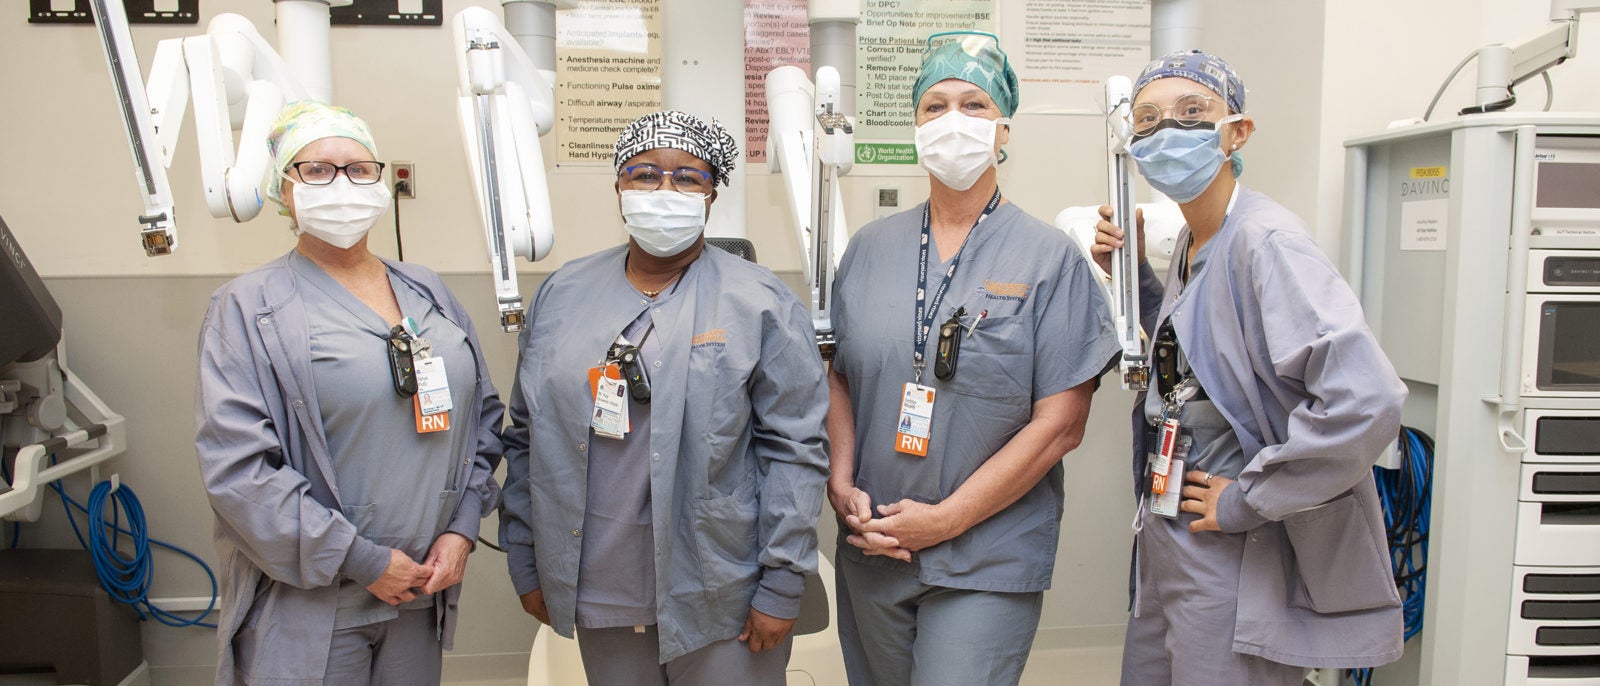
[627,260,687,299]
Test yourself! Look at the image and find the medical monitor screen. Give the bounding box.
[1538,301,1600,389]
[1537,162,1600,209]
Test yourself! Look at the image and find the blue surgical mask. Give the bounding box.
[1129,117,1242,203]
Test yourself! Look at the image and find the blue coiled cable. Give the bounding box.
[46,460,218,629]
[1350,426,1434,686]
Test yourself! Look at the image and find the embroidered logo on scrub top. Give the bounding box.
[978,279,1029,303]
[691,328,728,350]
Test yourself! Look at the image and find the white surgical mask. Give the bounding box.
[620,190,708,257]
[914,111,1007,191]
[290,176,392,249]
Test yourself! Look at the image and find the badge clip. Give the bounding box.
[386,325,418,398]
[934,311,964,382]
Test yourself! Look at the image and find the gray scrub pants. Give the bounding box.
[1122,396,1306,686]
[321,608,442,685]
[837,554,1044,686]
[575,624,793,685]
[1119,510,1306,686]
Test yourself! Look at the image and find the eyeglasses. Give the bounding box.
[1131,93,1222,137]
[922,30,1009,75]
[290,160,387,186]
[618,164,713,194]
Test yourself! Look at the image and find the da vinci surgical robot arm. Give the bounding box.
[90,0,313,256]
[764,0,858,356]
[766,64,853,357]
[451,2,569,332]
[1102,76,1150,391]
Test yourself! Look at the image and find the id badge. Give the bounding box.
[1150,417,1180,491]
[894,383,936,457]
[592,376,629,439]
[415,357,452,416]
[414,396,450,433]
[1150,458,1184,518]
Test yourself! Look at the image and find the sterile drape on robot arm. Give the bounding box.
[90,1,310,255]
[451,4,570,333]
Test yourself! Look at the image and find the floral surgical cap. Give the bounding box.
[1133,50,1246,114]
[612,111,740,187]
[265,100,380,213]
[911,32,1019,118]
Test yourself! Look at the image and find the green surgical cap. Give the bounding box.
[266,100,380,212]
[911,32,1019,118]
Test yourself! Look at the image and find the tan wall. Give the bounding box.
[1,0,1348,681]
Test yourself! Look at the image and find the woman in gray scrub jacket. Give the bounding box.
[498,110,830,685]
[826,31,1119,686]
[194,101,504,685]
[1093,50,1405,684]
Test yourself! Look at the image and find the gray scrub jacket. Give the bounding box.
[499,245,830,663]
[1134,186,1406,668]
[194,252,504,685]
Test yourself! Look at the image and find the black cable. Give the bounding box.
[393,179,409,262]
[1460,84,1517,116]
[477,535,503,553]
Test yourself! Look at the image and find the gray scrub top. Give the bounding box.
[1141,244,1247,482]
[831,201,1118,592]
[291,252,475,629]
[577,310,659,629]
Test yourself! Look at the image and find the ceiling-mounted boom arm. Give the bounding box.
[88,0,176,256]
[1473,1,1600,109]
[451,3,566,333]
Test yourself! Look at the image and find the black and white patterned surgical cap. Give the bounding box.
[612,110,740,187]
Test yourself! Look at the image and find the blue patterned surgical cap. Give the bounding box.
[1133,50,1246,114]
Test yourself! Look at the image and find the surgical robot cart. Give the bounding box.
[1343,112,1600,685]
[1,214,144,685]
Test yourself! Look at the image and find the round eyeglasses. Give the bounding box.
[1131,93,1222,137]
[618,164,713,194]
[290,160,387,186]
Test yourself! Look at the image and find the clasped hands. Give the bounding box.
[365,532,473,605]
[829,482,958,562]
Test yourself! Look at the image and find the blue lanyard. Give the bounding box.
[913,188,1002,382]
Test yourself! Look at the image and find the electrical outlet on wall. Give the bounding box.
[393,161,415,199]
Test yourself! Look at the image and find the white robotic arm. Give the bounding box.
[183,15,308,222]
[452,4,565,332]
[766,65,853,355]
[1102,76,1149,391]
[88,0,177,256]
[91,3,309,254]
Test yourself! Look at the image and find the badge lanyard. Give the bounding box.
[913,188,1002,384]
[895,188,1000,458]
